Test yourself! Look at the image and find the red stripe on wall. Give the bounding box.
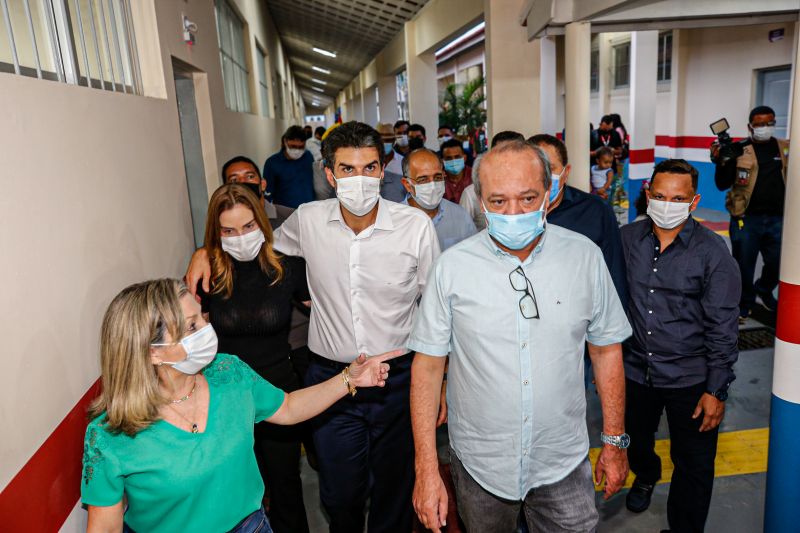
[655,135,748,149]
[776,281,800,345]
[0,379,101,531]
[629,148,655,164]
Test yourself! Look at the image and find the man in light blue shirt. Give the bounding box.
[409,141,632,533]
[401,148,477,251]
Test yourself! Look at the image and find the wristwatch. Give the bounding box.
[711,388,729,402]
[600,432,631,449]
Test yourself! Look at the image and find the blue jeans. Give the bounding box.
[122,506,272,533]
[729,214,782,315]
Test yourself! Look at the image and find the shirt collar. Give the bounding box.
[481,225,549,265]
[327,197,395,231]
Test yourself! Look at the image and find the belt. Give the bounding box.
[310,351,413,370]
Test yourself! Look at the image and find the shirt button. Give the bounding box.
[521,342,527,349]
[647,331,652,335]
[653,268,658,272]
[648,352,653,356]
[654,257,658,261]
[650,289,654,293]
[648,310,653,314]
[524,416,529,422]
[523,450,528,456]
[523,380,529,385]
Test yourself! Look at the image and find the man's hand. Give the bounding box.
[412,470,448,533]
[436,381,447,427]
[594,445,628,500]
[185,248,211,295]
[692,393,725,432]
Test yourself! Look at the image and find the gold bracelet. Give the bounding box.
[342,367,357,397]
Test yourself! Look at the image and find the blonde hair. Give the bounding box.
[203,183,284,298]
[88,279,188,435]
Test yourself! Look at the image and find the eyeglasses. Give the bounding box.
[509,266,540,319]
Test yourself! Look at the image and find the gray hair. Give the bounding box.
[401,147,442,177]
[478,140,552,195]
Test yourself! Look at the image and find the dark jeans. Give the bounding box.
[305,354,415,533]
[254,421,309,533]
[626,379,719,533]
[449,452,598,533]
[123,507,272,533]
[729,214,782,315]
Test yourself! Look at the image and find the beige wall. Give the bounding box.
[0,0,303,507]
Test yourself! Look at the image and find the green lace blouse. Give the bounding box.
[81,354,285,532]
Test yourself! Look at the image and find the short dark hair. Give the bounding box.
[528,134,569,166]
[440,138,464,153]
[438,125,454,134]
[595,146,614,160]
[650,158,699,191]
[314,126,326,137]
[600,114,614,126]
[221,156,260,181]
[322,121,382,170]
[402,148,441,177]
[284,125,306,142]
[749,105,776,123]
[393,120,410,130]
[491,130,524,148]
[409,123,426,137]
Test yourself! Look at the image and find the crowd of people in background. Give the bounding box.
[81,103,789,532]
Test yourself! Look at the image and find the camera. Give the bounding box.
[710,118,750,165]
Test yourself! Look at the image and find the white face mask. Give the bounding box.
[221,229,265,262]
[438,135,452,144]
[335,175,381,216]
[751,126,775,142]
[152,324,218,375]
[286,147,305,160]
[396,134,409,147]
[647,197,696,229]
[412,180,445,210]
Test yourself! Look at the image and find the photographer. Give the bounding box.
[711,105,788,320]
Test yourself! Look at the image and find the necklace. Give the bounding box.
[170,376,197,404]
[166,401,200,433]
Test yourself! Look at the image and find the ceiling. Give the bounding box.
[265,0,429,112]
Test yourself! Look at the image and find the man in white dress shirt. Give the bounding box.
[186,121,440,533]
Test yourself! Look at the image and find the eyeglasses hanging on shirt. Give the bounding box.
[509,266,540,319]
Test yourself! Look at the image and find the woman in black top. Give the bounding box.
[199,183,311,533]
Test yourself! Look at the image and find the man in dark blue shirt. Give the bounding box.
[263,125,315,208]
[529,134,627,303]
[621,159,740,533]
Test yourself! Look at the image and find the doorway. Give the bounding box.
[756,66,791,138]
[173,59,209,248]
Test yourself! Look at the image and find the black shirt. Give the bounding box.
[200,255,309,391]
[549,185,628,305]
[621,217,741,392]
[714,138,786,216]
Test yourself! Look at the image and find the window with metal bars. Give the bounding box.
[215,0,251,113]
[0,0,141,94]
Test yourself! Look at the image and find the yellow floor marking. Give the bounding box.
[691,215,729,237]
[589,427,768,491]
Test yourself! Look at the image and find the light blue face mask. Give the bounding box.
[483,199,547,250]
[444,158,465,175]
[383,142,393,155]
[549,171,562,203]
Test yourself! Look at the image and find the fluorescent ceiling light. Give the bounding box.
[312,86,325,92]
[312,66,331,74]
[313,46,337,58]
[311,78,327,85]
[435,21,485,56]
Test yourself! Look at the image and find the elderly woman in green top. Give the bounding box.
[82,279,401,533]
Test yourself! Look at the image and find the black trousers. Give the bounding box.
[625,379,719,533]
[305,353,415,533]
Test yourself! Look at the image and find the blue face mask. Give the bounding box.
[444,158,465,175]
[549,171,562,203]
[483,200,547,250]
[383,142,393,155]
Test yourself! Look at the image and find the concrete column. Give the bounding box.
[378,75,398,125]
[363,84,378,127]
[359,72,366,123]
[404,19,439,149]
[539,35,557,135]
[564,21,591,192]
[484,0,540,137]
[598,33,611,116]
[765,20,800,531]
